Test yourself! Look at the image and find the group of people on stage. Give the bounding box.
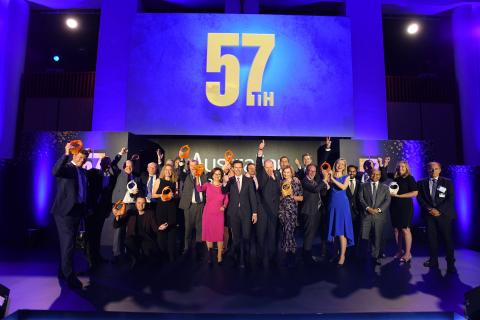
[51,139,458,289]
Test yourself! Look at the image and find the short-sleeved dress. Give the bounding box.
[390,175,418,229]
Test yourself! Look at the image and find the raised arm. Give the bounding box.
[52,143,73,178]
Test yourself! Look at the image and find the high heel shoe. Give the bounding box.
[336,256,345,268]
[217,256,223,266]
[399,256,412,264]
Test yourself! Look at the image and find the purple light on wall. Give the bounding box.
[33,133,54,227]
[449,165,473,245]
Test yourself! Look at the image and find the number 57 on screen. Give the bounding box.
[206,33,275,107]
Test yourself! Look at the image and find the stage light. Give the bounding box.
[406,23,420,35]
[53,55,60,62]
[65,18,79,29]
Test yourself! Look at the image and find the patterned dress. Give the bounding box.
[278,179,303,253]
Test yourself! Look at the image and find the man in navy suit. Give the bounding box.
[417,162,457,274]
[222,160,258,269]
[51,142,90,289]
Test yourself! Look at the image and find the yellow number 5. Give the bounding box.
[205,33,240,107]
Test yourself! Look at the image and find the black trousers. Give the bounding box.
[157,228,177,262]
[54,204,85,278]
[85,208,108,265]
[255,211,278,260]
[125,236,159,259]
[230,211,252,264]
[302,212,320,251]
[426,215,455,264]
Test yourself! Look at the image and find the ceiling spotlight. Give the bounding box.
[65,18,79,29]
[53,55,60,62]
[406,23,420,35]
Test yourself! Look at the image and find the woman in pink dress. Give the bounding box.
[196,167,229,265]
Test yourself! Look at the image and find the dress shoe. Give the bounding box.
[372,258,382,266]
[423,259,439,268]
[66,276,83,289]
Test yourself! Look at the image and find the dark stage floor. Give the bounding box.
[0,243,477,318]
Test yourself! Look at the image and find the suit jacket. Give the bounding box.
[358,182,391,217]
[346,177,362,220]
[222,175,258,219]
[111,171,143,203]
[301,175,328,215]
[87,154,121,214]
[178,170,207,210]
[417,177,456,219]
[256,156,281,217]
[113,208,159,241]
[50,155,88,216]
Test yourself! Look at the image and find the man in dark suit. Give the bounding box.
[256,142,281,267]
[358,169,391,265]
[111,154,142,261]
[222,160,258,268]
[140,149,164,210]
[113,196,164,268]
[85,149,122,269]
[301,164,329,264]
[51,143,90,289]
[417,162,457,274]
[178,158,207,257]
[346,165,362,249]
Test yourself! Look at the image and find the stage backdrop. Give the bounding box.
[126,14,353,137]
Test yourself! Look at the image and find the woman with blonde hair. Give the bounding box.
[152,164,178,262]
[326,158,354,267]
[390,160,418,264]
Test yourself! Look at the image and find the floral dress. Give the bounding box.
[278,179,303,253]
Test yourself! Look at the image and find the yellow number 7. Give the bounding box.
[205,33,240,107]
[242,34,275,106]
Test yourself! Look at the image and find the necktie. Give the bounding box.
[193,175,201,203]
[372,182,378,207]
[237,177,241,192]
[78,168,87,204]
[349,179,355,193]
[431,179,437,206]
[147,176,153,199]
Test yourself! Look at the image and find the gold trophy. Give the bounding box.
[179,145,191,159]
[69,140,84,155]
[160,186,173,202]
[224,149,235,164]
[281,181,292,197]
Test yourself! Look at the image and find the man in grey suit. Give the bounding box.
[111,149,142,261]
[178,159,207,257]
[358,169,391,265]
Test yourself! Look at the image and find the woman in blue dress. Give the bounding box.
[326,158,355,267]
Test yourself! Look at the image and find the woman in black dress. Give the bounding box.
[390,160,418,264]
[152,164,178,262]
